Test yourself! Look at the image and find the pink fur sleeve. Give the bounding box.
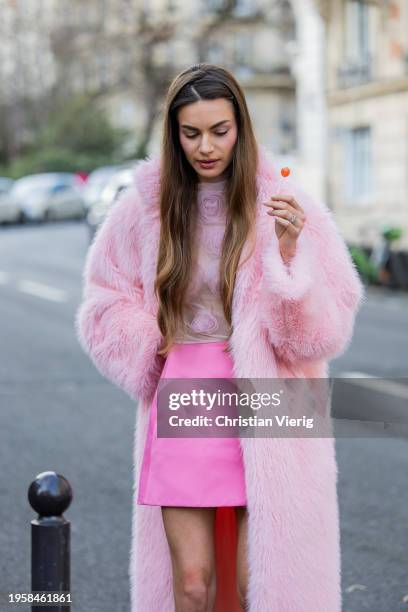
[260,184,365,364]
[75,184,164,403]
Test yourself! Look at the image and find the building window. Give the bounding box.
[233,32,253,76]
[345,126,373,203]
[95,46,109,90]
[141,0,151,18]
[345,0,370,61]
[207,41,224,64]
[204,0,225,12]
[234,0,257,17]
[99,0,108,28]
[338,0,372,87]
[203,0,257,16]
[278,107,296,154]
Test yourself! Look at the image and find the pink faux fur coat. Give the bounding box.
[75,144,364,611]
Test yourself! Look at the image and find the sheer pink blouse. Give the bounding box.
[174,179,232,343]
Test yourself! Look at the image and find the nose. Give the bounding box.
[198,133,215,155]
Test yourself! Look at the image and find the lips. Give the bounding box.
[198,159,219,167]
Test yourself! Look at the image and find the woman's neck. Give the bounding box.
[197,169,229,184]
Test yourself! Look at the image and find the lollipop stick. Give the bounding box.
[275,166,291,196]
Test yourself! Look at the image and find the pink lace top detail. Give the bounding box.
[174,179,232,343]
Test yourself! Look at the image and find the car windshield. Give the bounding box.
[10,175,72,198]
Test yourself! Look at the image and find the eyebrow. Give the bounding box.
[181,120,231,130]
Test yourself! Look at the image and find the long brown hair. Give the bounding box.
[155,63,259,357]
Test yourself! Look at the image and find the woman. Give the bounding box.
[76,63,364,611]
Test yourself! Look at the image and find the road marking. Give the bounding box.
[17,280,67,303]
[337,371,376,378]
[337,372,408,400]
[0,270,10,284]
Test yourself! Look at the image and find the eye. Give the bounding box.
[183,130,229,139]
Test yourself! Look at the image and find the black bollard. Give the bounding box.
[28,471,73,611]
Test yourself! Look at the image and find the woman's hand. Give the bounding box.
[263,195,306,264]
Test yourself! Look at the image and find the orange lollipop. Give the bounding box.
[280,167,291,178]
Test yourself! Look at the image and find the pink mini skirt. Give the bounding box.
[137,340,247,507]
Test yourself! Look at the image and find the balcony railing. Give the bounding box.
[337,55,372,88]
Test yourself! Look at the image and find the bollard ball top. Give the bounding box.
[28,471,73,516]
[280,167,291,178]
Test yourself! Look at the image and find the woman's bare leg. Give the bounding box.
[161,506,217,612]
[235,506,249,611]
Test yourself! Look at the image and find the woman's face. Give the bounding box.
[178,98,238,183]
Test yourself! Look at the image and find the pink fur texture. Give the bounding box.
[75,144,364,611]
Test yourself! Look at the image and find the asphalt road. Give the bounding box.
[0,219,407,612]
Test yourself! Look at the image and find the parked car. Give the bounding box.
[86,165,136,241]
[7,173,85,222]
[0,177,22,224]
[0,177,13,196]
[82,165,123,212]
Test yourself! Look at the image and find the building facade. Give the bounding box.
[322,0,408,250]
